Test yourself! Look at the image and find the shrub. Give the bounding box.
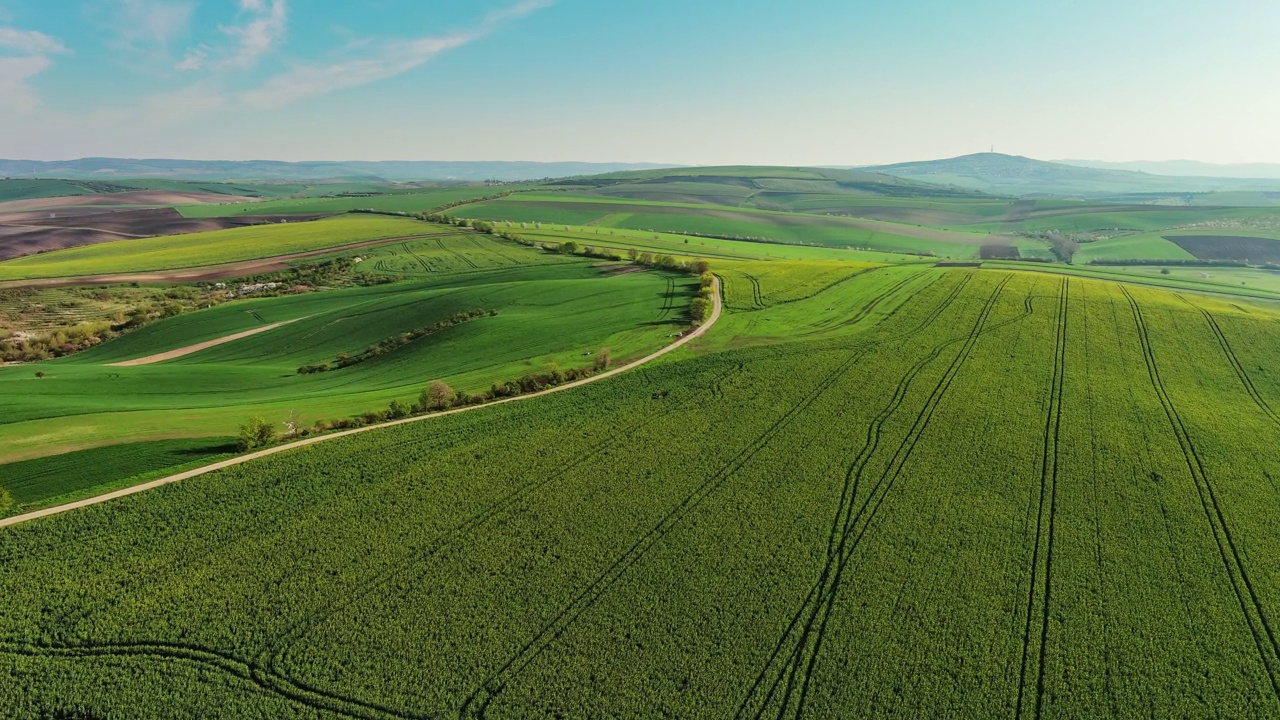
[237,417,277,452]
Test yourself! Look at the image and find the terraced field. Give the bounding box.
[4,266,1280,718]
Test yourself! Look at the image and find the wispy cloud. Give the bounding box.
[110,0,196,53]
[0,26,68,112]
[0,54,51,111]
[240,0,552,109]
[0,27,68,55]
[178,0,287,72]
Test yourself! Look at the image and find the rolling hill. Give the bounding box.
[867,153,1280,197]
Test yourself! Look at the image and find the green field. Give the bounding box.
[5,268,1280,716]
[0,215,439,280]
[0,252,692,471]
[176,186,539,218]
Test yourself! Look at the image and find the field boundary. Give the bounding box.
[0,279,721,530]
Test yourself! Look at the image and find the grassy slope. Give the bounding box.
[0,215,436,280]
[0,258,691,467]
[4,269,1280,717]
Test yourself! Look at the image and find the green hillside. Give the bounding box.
[4,267,1280,717]
[868,153,1280,197]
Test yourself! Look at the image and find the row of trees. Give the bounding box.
[297,309,495,375]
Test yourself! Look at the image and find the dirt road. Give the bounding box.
[0,281,722,529]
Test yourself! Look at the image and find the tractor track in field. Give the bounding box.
[402,242,433,273]
[1016,277,1069,720]
[458,344,877,720]
[464,273,974,719]
[437,237,479,269]
[462,273,983,720]
[738,276,1012,720]
[1180,298,1280,427]
[259,364,742,679]
[656,276,676,320]
[746,273,766,308]
[0,639,423,720]
[1122,286,1280,704]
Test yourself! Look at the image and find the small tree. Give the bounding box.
[690,297,712,324]
[692,259,711,275]
[627,248,639,263]
[238,416,277,452]
[593,348,612,371]
[34,371,45,379]
[421,380,454,411]
[388,399,409,419]
[560,240,579,255]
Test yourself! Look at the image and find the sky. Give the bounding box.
[1,0,1277,165]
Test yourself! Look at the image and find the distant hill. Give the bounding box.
[865,153,1280,197]
[1058,158,1280,180]
[0,158,678,183]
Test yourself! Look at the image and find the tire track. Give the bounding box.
[401,242,433,273]
[260,366,741,677]
[739,275,1012,720]
[437,237,479,270]
[0,639,420,720]
[1185,300,1280,427]
[656,276,676,320]
[1121,285,1280,704]
[1015,277,1069,720]
[458,342,885,719]
[462,271,980,720]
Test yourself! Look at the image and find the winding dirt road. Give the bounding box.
[0,281,721,529]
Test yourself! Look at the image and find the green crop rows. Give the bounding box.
[4,268,1280,717]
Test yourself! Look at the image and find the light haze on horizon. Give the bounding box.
[0,0,1276,166]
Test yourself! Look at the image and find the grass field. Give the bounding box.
[177,186,539,218]
[4,268,1280,717]
[0,253,696,512]
[0,215,438,280]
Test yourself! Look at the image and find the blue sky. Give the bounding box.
[1,0,1277,164]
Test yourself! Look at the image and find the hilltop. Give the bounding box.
[866,152,1280,197]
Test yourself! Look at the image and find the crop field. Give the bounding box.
[177,186,540,218]
[716,261,878,311]
[457,194,1002,257]
[356,232,578,276]
[0,215,442,280]
[4,268,1280,717]
[0,438,235,512]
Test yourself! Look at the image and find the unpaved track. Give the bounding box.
[108,318,304,367]
[0,281,721,529]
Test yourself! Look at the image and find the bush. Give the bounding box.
[237,417,277,452]
[421,380,454,411]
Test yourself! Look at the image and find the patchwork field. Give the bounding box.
[4,269,1280,717]
[0,215,441,281]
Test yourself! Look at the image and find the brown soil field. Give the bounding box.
[0,190,253,214]
[0,209,330,261]
[979,244,1021,260]
[1166,235,1280,263]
